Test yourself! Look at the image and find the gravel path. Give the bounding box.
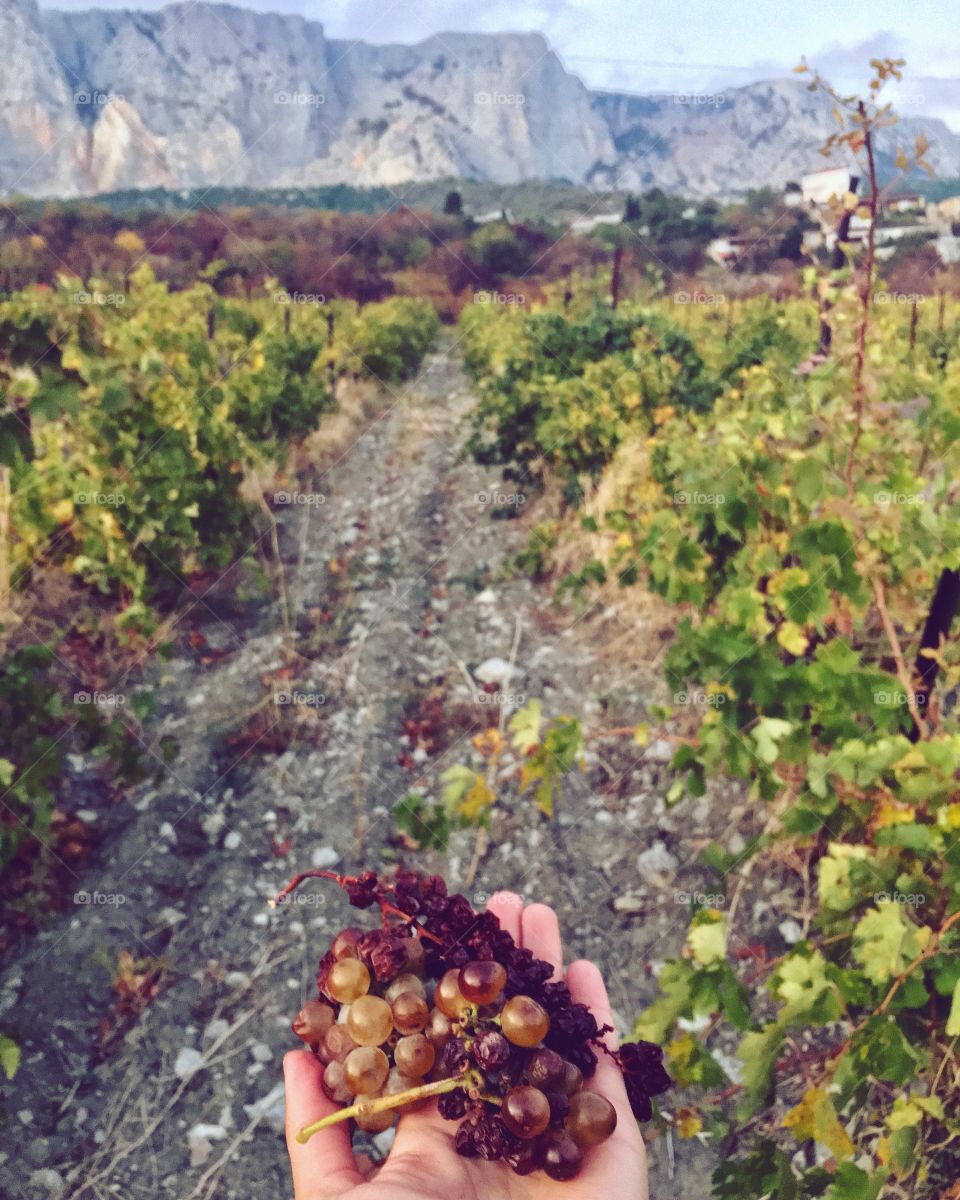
[1,335,758,1200]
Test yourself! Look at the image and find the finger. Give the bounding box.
[566,960,631,1107]
[486,891,522,942]
[520,902,563,979]
[283,1050,361,1200]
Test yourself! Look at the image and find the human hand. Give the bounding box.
[284,893,649,1200]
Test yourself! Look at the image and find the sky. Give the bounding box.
[38,0,960,129]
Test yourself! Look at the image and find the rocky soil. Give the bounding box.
[0,335,773,1200]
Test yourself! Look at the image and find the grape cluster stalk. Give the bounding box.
[276,868,670,1182]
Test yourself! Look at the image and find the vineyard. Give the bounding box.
[3,60,960,1200]
[455,226,960,1193]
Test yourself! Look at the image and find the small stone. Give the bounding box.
[156,907,186,927]
[201,813,226,841]
[223,831,242,851]
[474,657,520,685]
[612,894,646,914]
[474,589,497,604]
[203,1018,230,1044]
[225,971,251,989]
[29,1169,65,1198]
[778,919,804,945]
[17,1109,33,1125]
[645,738,674,763]
[76,809,98,824]
[637,841,679,878]
[173,1047,203,1079]
[310,846,340,869]
[250,1041,272,1063]
[187,1123,227,1167]
[159,822,177,844]
[244,1082,285,1133]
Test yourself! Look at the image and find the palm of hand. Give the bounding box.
[284,896,648,1200]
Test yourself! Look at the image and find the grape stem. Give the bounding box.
[297,1072,478,1143]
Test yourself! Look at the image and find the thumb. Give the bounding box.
[284,1050,362,1200]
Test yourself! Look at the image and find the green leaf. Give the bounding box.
[852,900,931,985]
[823,1162,884,1200]
[0,1035,19,1080]
[946,977,960,1037]
[737,1023,784,1117]
[782,1086,854,1159]
[751,717,793,765]
[0,758,15,788]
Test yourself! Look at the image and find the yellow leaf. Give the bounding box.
[460,777,495,822]
[677,1110,703,1138]
[633,723,650,747]
[777,622,809,657]
[50,498,75,525]
[471,728,503,758]
[782,1086,854,1159]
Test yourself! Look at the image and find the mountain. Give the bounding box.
[3,1,959,199]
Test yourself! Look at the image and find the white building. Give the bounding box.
[801,167,857,209]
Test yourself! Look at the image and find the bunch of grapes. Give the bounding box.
[280,868,670,1182]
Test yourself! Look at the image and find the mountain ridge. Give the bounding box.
[2,1,958,199]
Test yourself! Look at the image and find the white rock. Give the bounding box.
[311,845,340,869]
[156,907,186,927]
[159,822,177,844]
[645,738,674,763]
[474,589,498,604]
[76,809,98,824]
[250,1041,272,1063]
[17,1109,33,1125]
[225,971,251,989]
[244,1082,285,1133]
[636,841,679,878]
[29,1169,65,1198]
[201,813,226,841]
[474,657,519,685]
[223,831,242,851]
[173,1047,203,1079]
[188,1123,227,1166]
[372,1127,396,1156]
[778,919,804,945]
[203,1018,230,1044]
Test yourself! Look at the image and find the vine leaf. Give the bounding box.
[782,1086,854,1159]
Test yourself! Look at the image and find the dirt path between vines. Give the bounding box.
[2,334,763,1200]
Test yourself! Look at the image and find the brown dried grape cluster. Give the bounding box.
[282,869,670,1181]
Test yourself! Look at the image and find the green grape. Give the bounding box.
[566,1091,618,1146]
[394,1033,436,1079]
[501,1086,551,1139]
[458,960,507,1005]
[343,1046,389,1095]
[434,968,471,1019]
[391,991,429,1034]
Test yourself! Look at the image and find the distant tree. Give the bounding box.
[624,194,641,223]
[443,190,463,216]
[777,224,804,261]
